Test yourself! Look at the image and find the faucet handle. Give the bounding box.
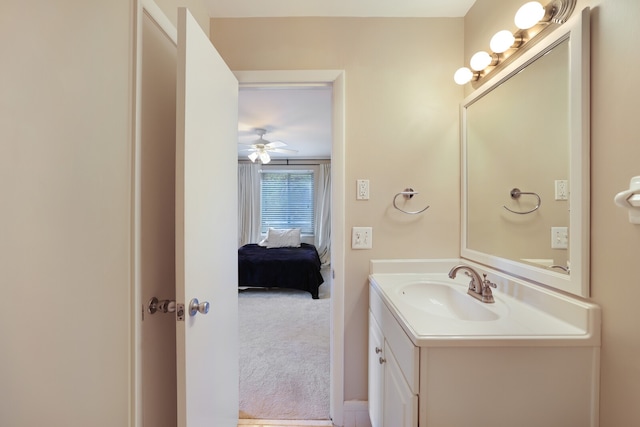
[463,271,478,289]
[480,274,497,303]
[482,274,497,289]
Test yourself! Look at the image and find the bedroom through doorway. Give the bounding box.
[235,77,337,422]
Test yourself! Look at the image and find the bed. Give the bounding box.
[238,240,325,299]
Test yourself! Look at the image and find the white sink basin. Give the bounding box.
[368,259,601,346]
[397,281,507,321]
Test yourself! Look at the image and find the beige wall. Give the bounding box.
[0,0,209,426]
[466,0,640,425]
[589,1,640,425]
[210,17,463,400]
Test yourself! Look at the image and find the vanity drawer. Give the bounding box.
[370,283,419,394]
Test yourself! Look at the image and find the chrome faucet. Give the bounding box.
[448,264,496,303]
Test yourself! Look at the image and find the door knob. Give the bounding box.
[147,297,176,314]
[189,298,210,316]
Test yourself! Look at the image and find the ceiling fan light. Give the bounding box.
[259,151,271,164]
[248,151,259,162]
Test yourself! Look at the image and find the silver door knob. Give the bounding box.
[189,298,210,316]
[147,297,176,314]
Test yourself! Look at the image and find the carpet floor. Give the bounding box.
[238,283,330,420]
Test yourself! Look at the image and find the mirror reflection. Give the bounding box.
[466,39,570,273]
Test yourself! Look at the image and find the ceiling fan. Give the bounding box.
[239,128,298,164]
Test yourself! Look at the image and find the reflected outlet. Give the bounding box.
[551,226,568,249]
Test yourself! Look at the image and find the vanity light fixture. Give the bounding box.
[454,0,576,86]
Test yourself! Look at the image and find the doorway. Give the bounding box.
[134,4,346,423]
[237,83,332,420]
[235,70,345,425]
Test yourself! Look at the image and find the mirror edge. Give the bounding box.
[460,7,591,297]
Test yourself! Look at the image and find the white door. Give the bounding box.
[175,7,239,427]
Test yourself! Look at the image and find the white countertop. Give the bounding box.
[369,259,601,347]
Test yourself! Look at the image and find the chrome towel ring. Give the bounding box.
[503,188,541,214]
[393,188,430,215]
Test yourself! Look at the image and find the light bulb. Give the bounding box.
[515,1,545,29]
[470,51,492,71]
[248,151,258,162]
[259,151,271,164]
[453,67,473,85]
[490,30,516,53]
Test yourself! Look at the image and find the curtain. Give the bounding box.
[237,163,261,246]
[314,163,331,265]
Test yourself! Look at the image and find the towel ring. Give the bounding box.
[503,188,541,215]
[393,188,430,215]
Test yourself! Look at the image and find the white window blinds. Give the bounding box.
[260,170,315,234]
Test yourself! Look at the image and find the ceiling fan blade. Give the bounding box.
[265,140,287,149]
[270,148,298,154]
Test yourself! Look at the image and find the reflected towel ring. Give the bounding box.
[393,188,430,215]
[503,188,541,214]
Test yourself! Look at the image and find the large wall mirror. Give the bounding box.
[461,8,590,297]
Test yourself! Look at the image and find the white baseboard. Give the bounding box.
[342,401,371,427]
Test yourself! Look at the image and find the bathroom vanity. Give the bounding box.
[368,259,601,427]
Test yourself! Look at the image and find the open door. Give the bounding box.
[175,7,239,427]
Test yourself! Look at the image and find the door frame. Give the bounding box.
[132,1,178,426]
[234,70,345,426]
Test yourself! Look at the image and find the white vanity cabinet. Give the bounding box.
[368,263,601,427]
[367,312,384,427]
[369,286,419,427]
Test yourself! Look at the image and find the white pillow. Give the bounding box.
[258,228,301,248]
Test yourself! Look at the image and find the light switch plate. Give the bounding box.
[551,226,568,249]
[352,227,372,249]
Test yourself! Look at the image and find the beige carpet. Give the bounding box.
[238,284,330,420]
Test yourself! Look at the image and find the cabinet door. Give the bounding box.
[383,347,418,427]
[368,312,385,427]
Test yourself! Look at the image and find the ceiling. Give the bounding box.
[238,85,333,160]
[206,0,476,18]
[229,0,476,161]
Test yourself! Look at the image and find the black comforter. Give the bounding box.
[238,243,324,299]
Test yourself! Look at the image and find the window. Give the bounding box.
[260,170,314,235]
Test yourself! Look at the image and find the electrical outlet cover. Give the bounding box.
[357,179,369,200]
